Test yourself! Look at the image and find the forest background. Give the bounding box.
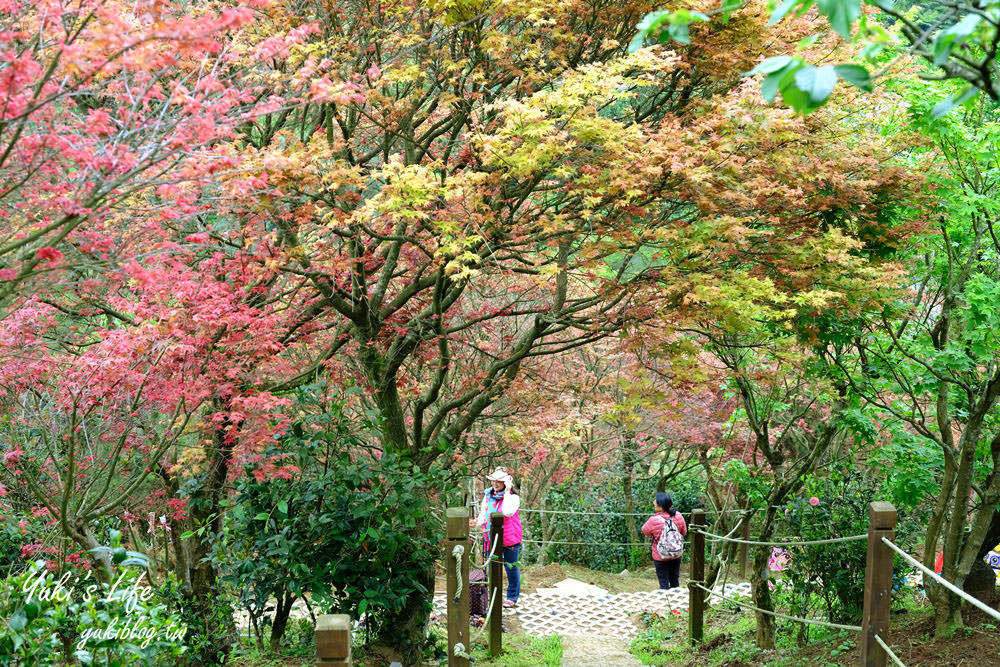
[1,0,1000,665]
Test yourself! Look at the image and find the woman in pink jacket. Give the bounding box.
[641,492,688,590]
[474,467,524,607]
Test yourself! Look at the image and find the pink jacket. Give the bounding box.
[476,489,523,547]
[641,511,687,561]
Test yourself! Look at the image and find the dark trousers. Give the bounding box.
[502,543,521,601]
[654,558,681,590]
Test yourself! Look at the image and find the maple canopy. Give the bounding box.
[0,0,923,520]
[0,0,930,660]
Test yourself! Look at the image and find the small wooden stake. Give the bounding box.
[689,509,706,646]
[316,614,352,666]
[860,502,897,667]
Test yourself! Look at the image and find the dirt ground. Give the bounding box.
[672,601,1000,667]
[840,606,1000,667]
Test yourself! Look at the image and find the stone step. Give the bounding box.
[560,635,644,667]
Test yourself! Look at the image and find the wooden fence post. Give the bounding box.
[860,502,897,667]
[316,614,352,666]
[489,511,504,657]
[689,508,706,645]
[446,507,471,667]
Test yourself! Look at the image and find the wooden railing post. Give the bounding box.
[489,511,504,657]
[316,614,352,666]
[860,502,897,667]
[446,507,471,667]
[689,508,706,645]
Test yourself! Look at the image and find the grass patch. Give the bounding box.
[230,642,311,667]
[471,634,562,667]
[631,609,688,665]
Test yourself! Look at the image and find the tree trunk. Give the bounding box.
[749,544,776,649]
[623,433,637,566]
[928,384,1000,636]
[168,409,238,665]
[378,551,436,665]
[269,590,296,652]
[931,584,963,635]
[704,515,742,590]
[968,509,1000,596]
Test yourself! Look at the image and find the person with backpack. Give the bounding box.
[641,492,688,590]
[472,467,524,607]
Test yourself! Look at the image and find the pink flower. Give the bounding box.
[0,269,16,281]
[809,497,820,507]
[0,483,6,497]
[20,543,42,557]
[36,247,63,262]
[3,449,22,465]
[366,65,381,79]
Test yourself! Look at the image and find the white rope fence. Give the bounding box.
[881,537,1000,622]
[874,634,907,667]
[470,536,500,570]
[516,506,777,517]
[521,538,651,547]
[518,508,651,517]
[698,528,867,547]
[690,582,862,632]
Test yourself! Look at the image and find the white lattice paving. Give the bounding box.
[432,579,752,639]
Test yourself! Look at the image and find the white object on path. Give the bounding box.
[535,578,610,597]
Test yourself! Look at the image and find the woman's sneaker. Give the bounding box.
[502,599,517,608]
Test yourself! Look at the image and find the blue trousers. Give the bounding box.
[503,543,521,601]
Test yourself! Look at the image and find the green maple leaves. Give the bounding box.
[747,57,872,114]
[631,0,994,117]
[627,8,710,52]
[628,0,875,115]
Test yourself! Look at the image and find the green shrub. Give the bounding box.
[216,431,442,651]
[773,465,917,625]
[0,558,186,666]
[154,573,235,666]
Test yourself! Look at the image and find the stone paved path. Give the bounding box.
[560,635,644,667]
[431,579,752,639]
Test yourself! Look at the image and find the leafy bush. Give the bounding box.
[217,430,442,650]
[773,465,917,625]
[0,557,186,666]
[0,516,30,572]
[0,512,61,573]
[154,573,235,666]
[630,609,687,666]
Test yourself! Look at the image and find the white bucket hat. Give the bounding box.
[485,466,513,485]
